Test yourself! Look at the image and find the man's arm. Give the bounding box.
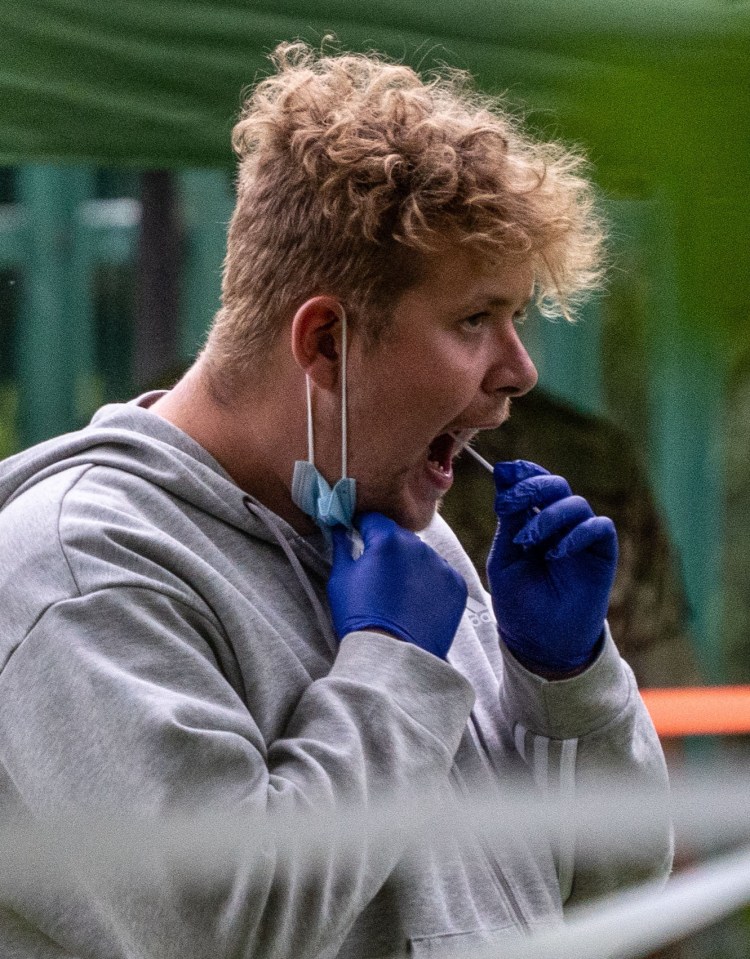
[479,458,671,901]
[497,626,673,904]
[0,568,472,959]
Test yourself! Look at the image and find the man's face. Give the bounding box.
[344,248,538,531]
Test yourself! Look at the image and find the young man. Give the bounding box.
[0,44,670,958]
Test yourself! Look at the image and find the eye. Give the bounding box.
[461,311,490,331]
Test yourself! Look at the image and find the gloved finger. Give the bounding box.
[331,525,357,566]
[493,460,550,493]
[487,519,525,575]
[513,495,595,549]
[356,511,398,547]
[495,474,573,517]
[487,514,529,571]
[547,515,619,563]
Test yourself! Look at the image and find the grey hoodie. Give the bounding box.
[0,395,671,959]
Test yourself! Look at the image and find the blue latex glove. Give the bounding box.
[487,460,618,674]
[328,512,468,659]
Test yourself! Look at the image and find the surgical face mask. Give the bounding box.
[291,308,357,531]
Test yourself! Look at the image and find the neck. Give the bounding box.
[150,356,317,534]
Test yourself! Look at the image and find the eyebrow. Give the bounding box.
[465,295,533,312]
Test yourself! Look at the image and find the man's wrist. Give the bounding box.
[501,630,605,680]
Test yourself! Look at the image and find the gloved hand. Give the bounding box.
[328,512,468,659]
[487,460,618,675]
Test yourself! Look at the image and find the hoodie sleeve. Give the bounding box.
[422,514,672,905]
[0,586,474,959]
[497,625,673,904]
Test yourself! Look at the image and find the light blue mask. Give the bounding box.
[291,460,356,529]
[291,308,357,531]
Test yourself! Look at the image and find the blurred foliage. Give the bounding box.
[0,382,17,458]
[92,262,135,405]
[0,265,16,458]
[0,167,14,203]
[599,240,653,459]
[721,352,750,683]
[0,270,15,381]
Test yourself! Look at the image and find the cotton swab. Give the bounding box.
[462,443,494,473]
[460,443,540,514]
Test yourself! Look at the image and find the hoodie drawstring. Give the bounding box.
[242,498,339,657]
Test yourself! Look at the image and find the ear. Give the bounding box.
[290,296,345,392]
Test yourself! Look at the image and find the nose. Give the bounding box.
[483,325,538,398]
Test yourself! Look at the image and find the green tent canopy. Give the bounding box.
[0,1,747,165]
[1,0,748,342]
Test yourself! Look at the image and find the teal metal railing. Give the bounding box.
[0,164,233,448]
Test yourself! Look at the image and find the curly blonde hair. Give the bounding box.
[205,41,605,384]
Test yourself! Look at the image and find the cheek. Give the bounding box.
[350,344,482,436]
[412,358,483,416]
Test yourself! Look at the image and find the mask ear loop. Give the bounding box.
[305,374,315,464]
[305,306,348,475]
[339,305,362,554]
[340,306,348,481]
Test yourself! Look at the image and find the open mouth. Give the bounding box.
[427,433,457,477]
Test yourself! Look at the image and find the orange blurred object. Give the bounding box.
[641,687,750,737]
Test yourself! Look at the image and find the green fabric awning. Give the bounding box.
[0,0,747,171]
[1,0,748,342]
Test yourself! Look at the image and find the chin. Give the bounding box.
[379,498,439,533]
[404,508,439,533]
[356,482,440,533]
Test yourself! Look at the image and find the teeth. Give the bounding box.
[428,460,450,475]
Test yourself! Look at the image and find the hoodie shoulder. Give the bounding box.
[0,465,89,670]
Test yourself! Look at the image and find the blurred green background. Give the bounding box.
[0,1,748,680]
[1,1,750,953]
